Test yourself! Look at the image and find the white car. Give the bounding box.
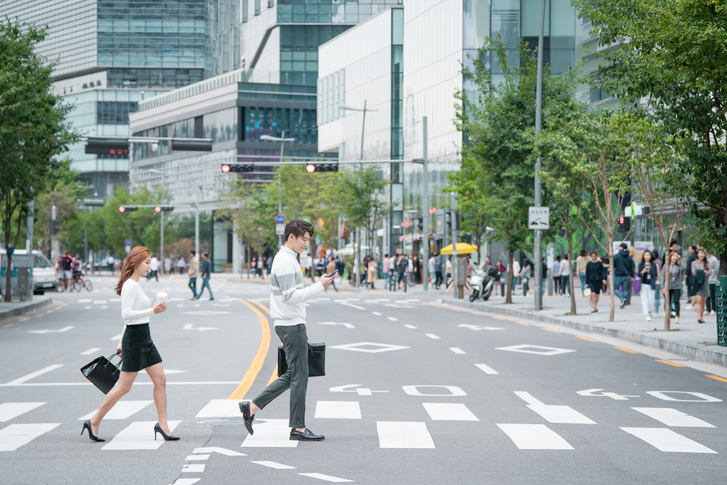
[0,249,57,294]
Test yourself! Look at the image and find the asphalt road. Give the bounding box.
[1,275,726,485]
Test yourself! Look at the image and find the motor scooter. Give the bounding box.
[470,266,498,301]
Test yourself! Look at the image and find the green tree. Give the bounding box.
[574,0,727,274]
[0,19,79,301]
[100,186,166,257]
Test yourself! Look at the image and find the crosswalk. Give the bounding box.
[0,397,720,454]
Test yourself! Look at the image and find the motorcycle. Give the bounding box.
[470,265,498,302]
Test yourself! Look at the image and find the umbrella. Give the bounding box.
[440,243,478,255]
[335,243,370,256]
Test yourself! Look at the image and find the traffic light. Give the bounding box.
[221,163,254,173]
[416,217,423,229]
[154,206,174,213]
[50,219,61,235]
[118,206,139,213]
[85,137,129,156]
[32,208,39,224]
[172,139,212,151]
[618,215,631,233]
[305,162,339,173]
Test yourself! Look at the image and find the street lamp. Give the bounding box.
[260,131,295,248]
[147,168,166,274]
[533,0,546,311]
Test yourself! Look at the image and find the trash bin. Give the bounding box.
[717,276,726,347]
[17,267,33,302]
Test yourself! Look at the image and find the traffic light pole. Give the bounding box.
[533,0,546,312]
[422,117,429,292]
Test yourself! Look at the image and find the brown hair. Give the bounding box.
[114,246,151,295]
[284,219,315,241]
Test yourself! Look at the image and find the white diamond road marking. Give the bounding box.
[101,420,181,450]
[632,408,715,428]
[450,347,466,354]
[6,365,63,385]
[515,392,595,424]
[458,324,505,331]
[196,399,244,418]
[185,454,209,461]
[182,464,205,473]
[314,401,361,419]
[318,321,355,329]
[93,300,107,304]
[252,461,296,470]
[425,333,440,339]
[330,342,409,353]
[377,421,435,449]
[423,403,478,421]
[241,419,298,448]
[496,344,576,356]
[475,364,499,375]
[645,391,722,403]
[402,385,466,397]
[79,400,153,421]
[0,423,61,451]
[298,473,353,483]
[621,427,717,453]
[498,424,574,450]
[0,402,45,423]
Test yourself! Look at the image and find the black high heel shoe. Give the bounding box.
[81,420,105,442]
[154,423,180,441]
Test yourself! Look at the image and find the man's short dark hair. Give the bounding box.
[669,239,678,248]
[689,244,698,252]
[285,220,315,241]
[190,250,196,256]
[385,253,389,258]
[619,243,628,249]
[202,251,209,258]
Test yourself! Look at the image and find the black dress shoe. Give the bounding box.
[290,428,324,441]
[239,401,255,435]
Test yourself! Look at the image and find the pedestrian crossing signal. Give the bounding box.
[618,216,631,233]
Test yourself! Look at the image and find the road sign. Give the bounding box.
[125,239,132,246]
[528,207,550,230]
[402,219,411,229]
[276,214,285,224]
[276,223,285,235]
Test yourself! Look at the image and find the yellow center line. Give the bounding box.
[252,300,271,314]
[706,375,727,383]
[491,316,506,320]
[515,321,531,326]
[2,323,13,328]
[55,306,62,310]
[614,346,639,354]
[46,310,53,314]
[19,317,31,322]
[576,336,599,342]
[421,302,444,308]
[656,359,685,368]
[542,328,562,333]
[228,300,271,400]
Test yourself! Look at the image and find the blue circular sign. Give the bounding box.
[125,239,132,246]
[276,215,285,224]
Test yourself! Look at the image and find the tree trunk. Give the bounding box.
[663,252,671,331]
[3,231,12,302]
[506,249,514,304]
[608,248,615,322]
[721,251,727,277]
[567,229,576,316]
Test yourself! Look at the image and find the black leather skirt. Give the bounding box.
[121,323,162,372]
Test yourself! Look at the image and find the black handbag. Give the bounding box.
[277,343,325,377]
[80,353,122,394]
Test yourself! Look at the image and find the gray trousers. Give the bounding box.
[253,324,309,428]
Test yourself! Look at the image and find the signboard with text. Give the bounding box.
[528,207,550,230]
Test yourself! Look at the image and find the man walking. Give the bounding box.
[195,252,214,300]
[61,251,73,291]
[434,253,443,289]
[685,245,697,308]
[383,253,391,288]
[613,243,635,308]
[188,250,199,300]
[239,220,333,441]
[706,251,720,315]
[325,257,338,292]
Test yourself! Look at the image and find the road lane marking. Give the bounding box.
[371,312,382,316]
[377,421,435,448]
[515,391,596,424]
[314,401,361,419]
[497,424,573,450]
[0,381,241,387]
[78,299,91,303]
[0,402,45,423]
[182,464,205,473]
[515,322,531,326]
[299,473,353,482]
[421,302,444,308]
[475,364,499,375]
[80,347,102,356]
[79,400,153,421]
[706,375,727,383]
[185,454,209,460]
[496,344,576,356]
[6,365,63,385]
[171,479,200,485]
[491,316,506,320]
[110,334,122,341]
[423,403,478,421]
[656,359,685,367]
[339,302,365,310]
[192,446,245,456]
[330,342,409,353]
[632,408,714,427]
[27,325,74,334]
[241,419,298,447]
[101,420,181,450]
[542,328,562,333]
[403,385,466,397]
[19,317,30,322]
[425,333,440,339]
[404,324,417,329]
[252,461,296,469]
[450,347,466,354]
[387,317,398,321]
[576,336,598,342]
[228,301,271,400]
[2,324,14,327]
[196,399,245,418]
[620,427,717,453]
[0,423,61,451]
[614,346,639,354]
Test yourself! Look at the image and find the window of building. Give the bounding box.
[97,101,139,124]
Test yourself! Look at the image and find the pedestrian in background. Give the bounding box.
[164,256,171,276]
[541,257,548,296]
[195,252,214,301]
[397,253,407,290]
[521,259,531,296]
[690,248,711,324]
[445,257,452,286]
[427,253,435,286]
[82,246,176,443]
[177,257,186,274]
[336,256,345,283]
[552,256,562,295]
[367,257,377,290]
[684,245,697,308]
[510,258,521,294]
[638,250,658,322]
[577,249,589,296]
[434,253,443,289]
[600,256,610,295]
[586,251,607,312]
[613,243,634,308]
[188,250,199,300]
[661,251,684,324]
[561,254,571,296]
[267,255,274,278]
[407,254,415,287]
[653,251,663,316]
[325,257,338,292]
[496,260,506,296]
[706,251,720,316]
[148,255,159,282]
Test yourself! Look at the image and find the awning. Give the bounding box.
[440,243,479,255]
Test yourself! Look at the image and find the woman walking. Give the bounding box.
[600,256,610,295]
[576,249,589,297]
[586,251,607,312]
[521,259,532,297]
[367,257,378,289]
[638,250,658,322]
[661,251,685,325]
[81,246,178,443]
[690,249,711,324]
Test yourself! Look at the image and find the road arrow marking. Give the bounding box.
[577,388,638,400]
[458,324,504,331]
[192,446,246,456]
[318,321,355,329]
[28,326,74,334]
[183,324,218,332]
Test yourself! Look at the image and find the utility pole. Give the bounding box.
[451,192,457,299]
[422,117,429,291]
[26,198,34,252]
[533,0,546,311]
[50,205,56,262]
[195,182,200,257]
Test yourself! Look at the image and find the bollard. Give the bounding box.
[717,275,727,347]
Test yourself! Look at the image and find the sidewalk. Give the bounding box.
[0,296,53,322]
[441,290,727,368]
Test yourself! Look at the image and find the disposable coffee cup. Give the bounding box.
[156,291,168,304]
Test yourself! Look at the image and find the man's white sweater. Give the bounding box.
[270,246,324,326]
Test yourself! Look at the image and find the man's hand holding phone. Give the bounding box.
[320,270,337,288]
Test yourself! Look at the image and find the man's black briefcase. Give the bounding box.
[277,343,325,377]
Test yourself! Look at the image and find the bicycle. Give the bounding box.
[71,271,93,292]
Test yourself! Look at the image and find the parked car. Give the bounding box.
[0,249,57,294]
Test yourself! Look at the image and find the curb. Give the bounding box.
[442,297,727,368]
[0,297,53,322]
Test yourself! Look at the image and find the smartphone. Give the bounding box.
[325,270,338,278]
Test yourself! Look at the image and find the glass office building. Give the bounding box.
[1,0,209,200]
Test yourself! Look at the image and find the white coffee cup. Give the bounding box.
[156,291,168,304]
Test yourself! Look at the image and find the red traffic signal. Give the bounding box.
[119,206,126,213]
[619,216,625,224]
[305,162,339,173]
[118,206,138,213]
[618,215,631,233]
[221,164,231,173]
[306,164,316,173]
[155,206,162,213]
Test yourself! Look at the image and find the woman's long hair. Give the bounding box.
[114,246,151,295]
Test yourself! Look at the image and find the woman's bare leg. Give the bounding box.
[90,371,137,434]
[145,362,171,434]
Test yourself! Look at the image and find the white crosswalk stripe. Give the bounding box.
[101,420,181,450]
[0,402,45,423]
[241,419,298,448]
[621,427,717,453]
[632,408,715,428]
[377,421,435,449]
[0,423,61,451]
[497,423,574,450]
[195,399,242,418]
[423,403,478,421]
[515,391,596,424]
[78,400,153,421]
